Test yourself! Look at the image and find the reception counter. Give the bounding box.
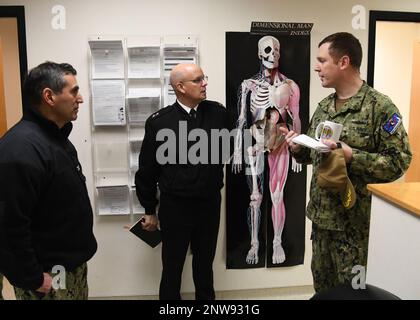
[366,182,420,300]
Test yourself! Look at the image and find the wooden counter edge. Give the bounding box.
[367,182,420,217]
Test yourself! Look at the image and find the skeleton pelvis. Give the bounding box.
[265,126,286,152]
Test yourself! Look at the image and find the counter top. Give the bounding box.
[367,182,420,217]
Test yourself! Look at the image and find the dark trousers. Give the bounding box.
[158,192,221,300]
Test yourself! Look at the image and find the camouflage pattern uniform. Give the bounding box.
[14,263,88,300]
[293,82,412,293]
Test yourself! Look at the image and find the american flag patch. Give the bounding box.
[383,113,401,134]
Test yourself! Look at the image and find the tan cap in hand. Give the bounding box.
[317,148,356,209]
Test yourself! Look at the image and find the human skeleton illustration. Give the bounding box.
[233,36,302,264]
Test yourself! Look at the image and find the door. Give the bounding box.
[0,37,6,137]
[368,11,420,182]
[0,6,27,299]
[406,41,420,182]
[0,16,23,133]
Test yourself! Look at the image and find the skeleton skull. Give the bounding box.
[258,36,280,69]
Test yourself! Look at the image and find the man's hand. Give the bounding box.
[141,214,158,231]
[321,140,353,163]
[279,127,302,154]
[123,214,159,231]
[36,272,52,294]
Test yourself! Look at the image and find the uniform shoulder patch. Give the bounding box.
[149,106,173,121]
[383,112,401,134]
[206,100,225,109]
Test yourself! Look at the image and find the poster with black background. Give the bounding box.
[225,24,312,268]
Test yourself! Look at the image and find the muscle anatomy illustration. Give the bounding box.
[232,36,302,264]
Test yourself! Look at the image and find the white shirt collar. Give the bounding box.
[177,100,198,114]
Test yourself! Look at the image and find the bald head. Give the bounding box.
[169,63,207,107]
[170,63,201,88]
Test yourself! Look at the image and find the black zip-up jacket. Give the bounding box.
[0,107,97,290]
[135,100,232,214]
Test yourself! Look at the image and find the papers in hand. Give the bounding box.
[292,134,331,153]
[129,218,161,248]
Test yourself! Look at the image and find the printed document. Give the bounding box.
[292,134,330,152]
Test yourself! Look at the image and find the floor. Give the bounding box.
[90,285,315,300]
[2,276,314,300]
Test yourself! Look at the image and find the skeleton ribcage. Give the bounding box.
[250,84,276,122]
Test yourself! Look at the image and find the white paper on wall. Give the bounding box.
[97,185,130,215]
[130,187,145,214]
[129,139,142,171]
[92,80,126,126]
[163,77,176,107]
[89,40,124,79]
[127,88,160,124]
[163,46,197,76]
[128,46,160,79]
[163,44,197,106]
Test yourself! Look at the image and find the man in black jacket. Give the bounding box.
[0,62,97,299]
[135,63,231,300]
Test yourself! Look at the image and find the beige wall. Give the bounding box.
[0,17,22,128]
[1,0,419,298]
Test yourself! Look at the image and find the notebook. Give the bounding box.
[129,217,162,248]
[292,134,330,152]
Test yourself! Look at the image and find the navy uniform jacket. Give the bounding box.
[135,100,232,215]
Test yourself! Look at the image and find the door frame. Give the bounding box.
[367,10,420,86]
[367,10,420,182]
[0,6,27,97]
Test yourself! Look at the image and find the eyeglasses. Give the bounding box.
[183,75,208,84]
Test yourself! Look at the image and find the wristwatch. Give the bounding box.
[336,142,342,149]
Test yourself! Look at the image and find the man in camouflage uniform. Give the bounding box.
[282,32,412,293]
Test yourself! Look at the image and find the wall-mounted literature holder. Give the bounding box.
[88,34,198,216]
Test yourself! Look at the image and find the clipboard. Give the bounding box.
[129,217,162,248]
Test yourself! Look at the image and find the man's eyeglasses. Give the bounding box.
[183,75,208,84]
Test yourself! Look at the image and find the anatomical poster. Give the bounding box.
[226,27,311,268]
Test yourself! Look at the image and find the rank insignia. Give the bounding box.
[383,113,401,134]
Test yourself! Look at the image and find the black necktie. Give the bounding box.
[189,108,197,119]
